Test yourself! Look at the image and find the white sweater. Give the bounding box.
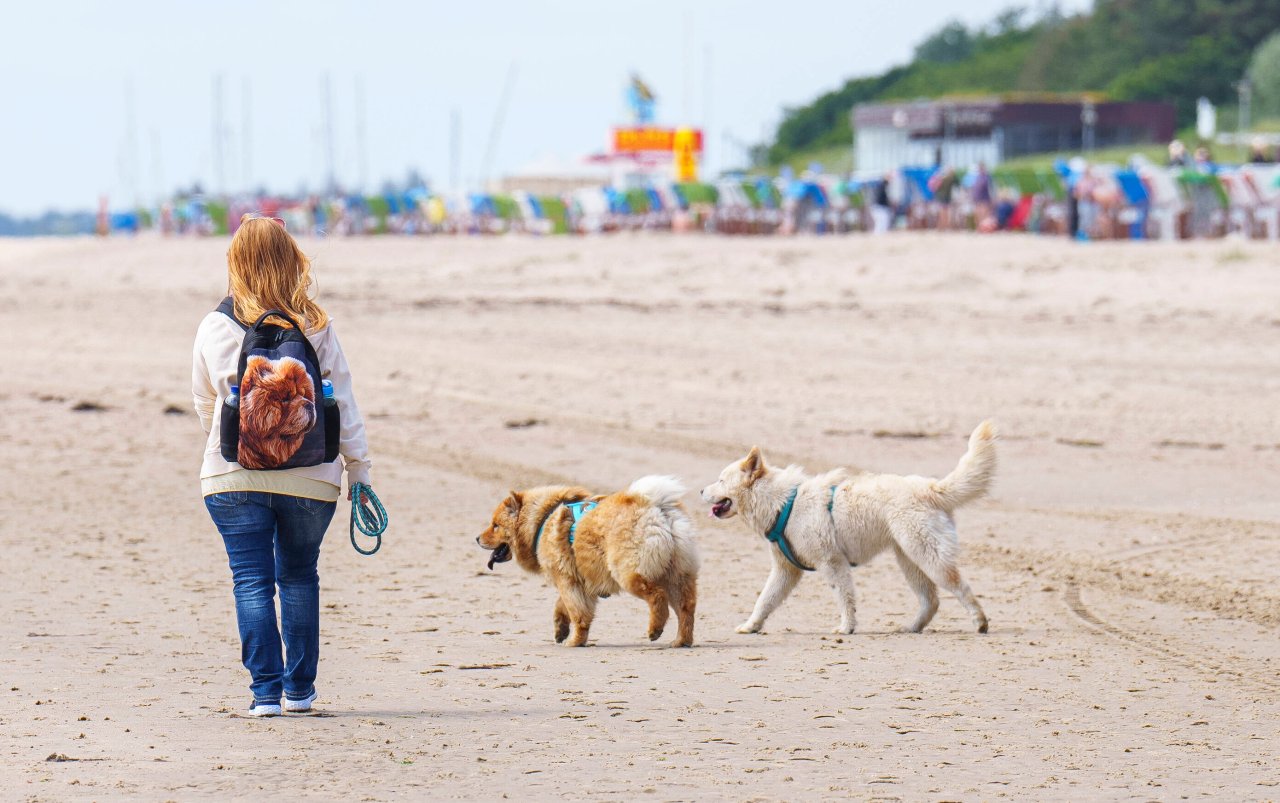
[192,310,372,492]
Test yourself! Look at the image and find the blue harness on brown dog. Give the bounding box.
[533,499,599,553]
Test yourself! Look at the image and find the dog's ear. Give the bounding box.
[742,446,766,481]
[504,490,523,512]
[241,355,269,387]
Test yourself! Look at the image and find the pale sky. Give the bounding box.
[1,0,1090,215]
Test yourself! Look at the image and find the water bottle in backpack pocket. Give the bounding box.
[219,385,241,461]
[322,379,340,462]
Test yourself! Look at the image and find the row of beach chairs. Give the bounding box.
[126,162,1280,241]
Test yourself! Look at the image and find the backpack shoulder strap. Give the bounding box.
[216,297,249,331]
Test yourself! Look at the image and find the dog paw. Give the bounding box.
[648,628,665,642]
[831,625,855,635]
[898,625,924,634]
[670,638,692,648]
[735,622,761,634]
[978,621,989,634]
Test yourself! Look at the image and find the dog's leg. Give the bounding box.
[557,582,598,647]
[818,561,858,634]
[666,572,697,648]
[898,538,988,634]
[553,596,571,644]
[943,570,989,634]
[737,561,802,634]
[625,574,670,642]
[892,544,939,633]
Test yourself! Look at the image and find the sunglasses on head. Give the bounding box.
[242,213,286,229]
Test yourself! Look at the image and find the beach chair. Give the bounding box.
[1140,167,1186,240]
[1177,171,1227,238]
[1034,170,1069,234]
[674,182,718,231]
[109,211,140,235]
[901,167,936,229]
[622,188,651,230]
[491,195,520,234]
[1217,170,1262,238]
[991,169,1039,232]
[1113,170,1151,239]
[713,179,751,234]
[365,196,390,234]
[835,179,869,233]
[572,187,610,234]
[751,178,783,233]
[206,201,229,236]
[537,195,569,235]
[1240,165,1280,240]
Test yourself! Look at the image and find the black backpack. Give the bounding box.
[216,297,340,470]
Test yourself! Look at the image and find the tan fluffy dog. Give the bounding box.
[476,476,699,647]
[237,354,316,469]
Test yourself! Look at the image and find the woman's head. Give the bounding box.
[226,215,329,332]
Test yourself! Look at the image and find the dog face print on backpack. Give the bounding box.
[216,298,340,470]
[237,355,317,469]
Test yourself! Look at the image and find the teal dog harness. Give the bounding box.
[564,501,597,544]
[765,485,840,572]
[765,487,813,572]
[533,499,599,554]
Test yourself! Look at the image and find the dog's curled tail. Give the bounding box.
[932,420,997,511]
[629,475,700,579]
[628,475,687,509]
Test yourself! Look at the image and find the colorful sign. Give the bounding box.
[673,127,699,182]
[612,127,703,154]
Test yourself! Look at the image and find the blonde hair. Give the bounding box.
[226,216,329,332]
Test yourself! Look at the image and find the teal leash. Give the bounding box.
[349,482,387,556]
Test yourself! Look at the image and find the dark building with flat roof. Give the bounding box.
[852,98,1177,174]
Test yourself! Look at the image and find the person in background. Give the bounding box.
[930,167,958,230]
[871,172,894,233]
[1193,146,1216,174]
[1248,137,1273,164]
[1167,140,1189,167]
[1073,165,1100,241]
[994,186,1018,231]
[969,162,993,228]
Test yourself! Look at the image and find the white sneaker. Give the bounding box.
[247,701,282,717]
[284,690,317,713]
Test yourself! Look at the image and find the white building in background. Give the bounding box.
[851,97,1177,176]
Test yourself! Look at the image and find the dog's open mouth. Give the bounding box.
[486,543,512,570]
[710,498,733,519]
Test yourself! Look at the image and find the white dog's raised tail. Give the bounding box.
[628,475,699,580]
[931,420,997,511]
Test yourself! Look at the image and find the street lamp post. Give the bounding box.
[1236,76,1253,160]
[1081,100,1097,153]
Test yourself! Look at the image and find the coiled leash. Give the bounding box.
[349,482,388,555]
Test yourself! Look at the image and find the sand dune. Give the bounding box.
[1,232,1277,799]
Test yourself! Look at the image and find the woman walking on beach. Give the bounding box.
[192,215,372,716]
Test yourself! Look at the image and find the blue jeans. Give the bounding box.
[204,491,336,705]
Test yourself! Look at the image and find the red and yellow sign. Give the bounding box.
[612,126,703,153]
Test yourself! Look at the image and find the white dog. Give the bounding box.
[701,421,996,636]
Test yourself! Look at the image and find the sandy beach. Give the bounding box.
[1,231,1278,800]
